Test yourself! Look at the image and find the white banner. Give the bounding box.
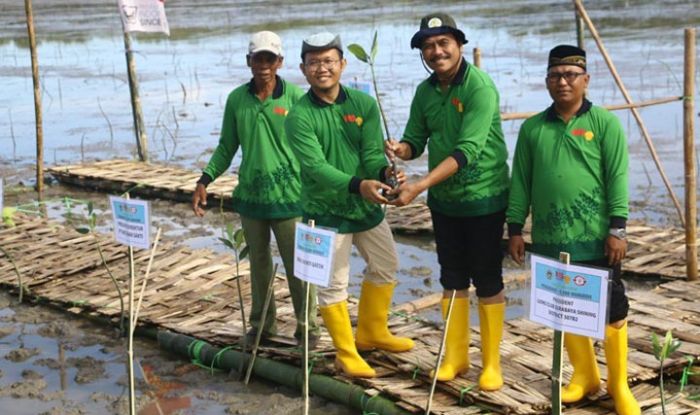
[528,254,610,340]
[294,223,336,288]
[118,0,170,36]
[109,196,151,250]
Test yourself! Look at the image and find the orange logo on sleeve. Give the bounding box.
[343,114,363,126]
[571,128,594,141]
[273,106,289,116]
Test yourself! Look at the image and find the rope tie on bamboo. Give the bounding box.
[210,346,235,375]
[360,394,379,415]
[187,339,208,368]
[459,385,475,405]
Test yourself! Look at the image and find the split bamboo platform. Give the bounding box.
[47,160,699,280]
[2,214,700,414]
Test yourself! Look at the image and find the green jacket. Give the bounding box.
[402,59,509,216]
[285,86,388,234]
[202,76,305,219]
[507,100,629,261]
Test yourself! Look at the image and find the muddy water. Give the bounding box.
[0,0,698,413]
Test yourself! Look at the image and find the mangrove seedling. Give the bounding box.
[652,330,682,414]
[348,31,399,199]
[0,207,26,302]
[218,222,250,377]
[75,201,127,337]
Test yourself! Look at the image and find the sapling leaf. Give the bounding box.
[239,246,249,260]
[347,44,369,63]
[75,227,90,234]
[234,228,245,247]
[370,30,378,61]
[218,237,234,249]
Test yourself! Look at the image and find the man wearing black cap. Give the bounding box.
[386,13,509,391]
[507,45,640,414]
[285,32,414,378]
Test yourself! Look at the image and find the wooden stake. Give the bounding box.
[473,47,482,68]
[573,0,685,226]
[121,31,149,162]
[244,263,279,385]
[127,243,136,415]
[684,28,698,281]
[24,0,43,198]
[133,227,162,326]
[575,7,585,49]
[551,252,570,415]
[303,219,315,415]
[426,289,456,415]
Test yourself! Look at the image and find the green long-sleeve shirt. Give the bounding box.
[506,100,629,261]
[285,86,388,234]
[202,76,305,219]
[401,59,509,216]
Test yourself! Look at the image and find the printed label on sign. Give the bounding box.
[109,196,151,250]
[294,223,336,287]
[528,254,610,340]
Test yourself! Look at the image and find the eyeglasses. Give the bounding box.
[305,59,339,71]
[546,71,587,84]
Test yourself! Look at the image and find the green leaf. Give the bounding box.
[234,228,245,246]
[239,246,249,260]
[87,201,94,215]
[370,31,378,61]
[218,237,234,249]
[226,223,234,241]
[89,213,97,229]
[347,44,369,63]
[75,227,90,234]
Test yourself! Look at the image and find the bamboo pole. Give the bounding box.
[473,47,482,68]
[501,95,682,121]
[122,31,149,162]
[684,28,697,281]
[24,0,43,198]
[244,263,279,385]
[573,0,685,226]
[551,252,570,415]
[426,289,456,415]
[575,7,585,49]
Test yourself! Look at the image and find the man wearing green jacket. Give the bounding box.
[192,31,319,347]
[387,13,509,390]
[507,45,640,415]
[285,32,414,378]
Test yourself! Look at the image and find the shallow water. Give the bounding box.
[0,1,698,413]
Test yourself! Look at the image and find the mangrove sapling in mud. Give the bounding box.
[75,200,127,337]
[218,219,250,379]
[348,31,399,200]
[652,330,682,414]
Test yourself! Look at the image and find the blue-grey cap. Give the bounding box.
[301,32,343,59]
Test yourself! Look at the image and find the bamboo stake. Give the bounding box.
[121,28,149,161]
[551,252,570,415]
[575,7,585,49]
[133,227,162,326]
[244,263,279,385]
[684,28,697,281]
[501,95,682,121]
[303,219,315,415]
[24,0,43,198]
[573,0,685,226]
[127,243,136,415]
[473,47,482,68]
[426,289,456,415]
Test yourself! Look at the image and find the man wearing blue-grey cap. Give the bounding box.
[285,32,414,378]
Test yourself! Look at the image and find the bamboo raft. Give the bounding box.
[2,214,700,414]
[47,160,699,280]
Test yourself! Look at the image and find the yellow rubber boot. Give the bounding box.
[561,333,601,403]
[431,297,470,381]
[478,302,504,391]
[355,281,415,352]
[319,301,376,378]
[605,322,641,415]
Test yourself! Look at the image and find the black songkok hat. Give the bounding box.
[410,13,468,49]
[548,44,586,70]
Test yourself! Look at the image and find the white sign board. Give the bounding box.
[294,223,336,288]
[118,0,170,36]
[529,254,610,340]
[109,196,151,250]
